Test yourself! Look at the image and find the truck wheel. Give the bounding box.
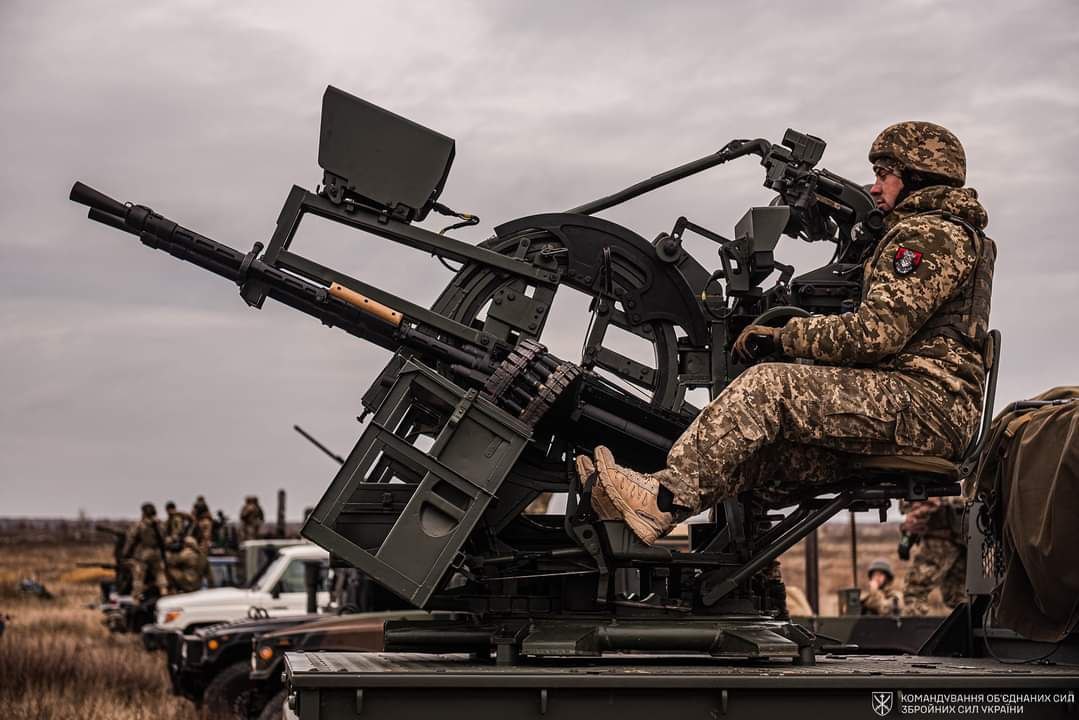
[256,689,287,720]
[202,661,255,718]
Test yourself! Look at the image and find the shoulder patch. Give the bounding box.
[893,246,923,276]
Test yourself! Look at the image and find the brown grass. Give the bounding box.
[0,540,198,720]
[59,567,116,585]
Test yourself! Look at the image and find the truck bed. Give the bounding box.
[285,651,1079,719]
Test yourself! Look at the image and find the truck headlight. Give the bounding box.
[163,609,183,624]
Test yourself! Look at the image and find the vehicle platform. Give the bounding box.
[285,651,1079,719]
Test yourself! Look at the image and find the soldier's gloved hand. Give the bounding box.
[733,325,782,363]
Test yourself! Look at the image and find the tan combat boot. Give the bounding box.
[593,446,673,545]
[575,455,619,520]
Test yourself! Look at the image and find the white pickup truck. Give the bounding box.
[154,543,330,633]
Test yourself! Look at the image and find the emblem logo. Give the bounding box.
[893,247,923,276]
[872,691,895,716]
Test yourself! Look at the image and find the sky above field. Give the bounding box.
[2,1,1077,518]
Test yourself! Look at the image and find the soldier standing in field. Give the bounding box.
[192,495,210,519]
[122,502,169,602]
[861,558,904,615]
[163,500,193,545]
[900,496,967,615]
[194,509,215,555]
[578,122,995,545]
[239,495,265,541]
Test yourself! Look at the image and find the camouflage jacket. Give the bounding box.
[122,518,165,558]
[861,582,904,616]
[240,502,264,526]
[900,496,966,541]
[780,186,992,447]
[164,510,193,541]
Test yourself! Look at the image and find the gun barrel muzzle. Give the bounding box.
[87,207,129,232]
[70,181,128,218]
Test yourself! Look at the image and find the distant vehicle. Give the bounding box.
[102,555,242,635]
[151,544,330,635]
[164,613,319,714]
[162,609,430,718]
[248,610,433,720]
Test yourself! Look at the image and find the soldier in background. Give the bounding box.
[122,503,169,603]
[239,496,265,541]
[861,558,903,615]
[163,501,193,545]
[167,536,211,593]
[192,495,210,519]
[900,497,967,615]
[194,510,215,555]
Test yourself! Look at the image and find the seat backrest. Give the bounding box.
[959,329,1002,476]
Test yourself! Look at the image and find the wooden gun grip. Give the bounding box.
[328,283,403,327]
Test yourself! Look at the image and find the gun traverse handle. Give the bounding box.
[328,283,403,327]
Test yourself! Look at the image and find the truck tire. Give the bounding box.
[201,660,255,718]
[257,689,287,720]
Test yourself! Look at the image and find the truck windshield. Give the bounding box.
[248,554,284,590]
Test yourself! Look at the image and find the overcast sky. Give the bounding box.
[2,1,1077,518]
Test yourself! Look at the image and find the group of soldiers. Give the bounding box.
[859,495,966,616]
[122,495,265,602]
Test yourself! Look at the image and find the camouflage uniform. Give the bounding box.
[900,496,967,615]
[861,560,905,616]
[861,583,904,615]
[194,513,215,554]
[123,511,169,602]
[658,135,993,512]
[167,536,211,593]
[164,506,193,544]
[239,496,264,541]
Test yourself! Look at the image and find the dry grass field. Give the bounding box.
[0,537,198,720]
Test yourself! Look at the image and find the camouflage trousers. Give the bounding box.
[240,523,261,541]
[903,537,966,616]
[658,362,975,511]
[130,550,168,603]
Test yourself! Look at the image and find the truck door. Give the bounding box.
[271,559,330,612]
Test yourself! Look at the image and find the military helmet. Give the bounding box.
[867,558,894,581]
[141,502,157,517]
[165,501,176,512]
[869,121,966,186]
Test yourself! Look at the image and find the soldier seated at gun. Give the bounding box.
[579,122,995,545]
[861,558,903,616]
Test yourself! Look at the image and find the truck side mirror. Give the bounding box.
[271,582,282,600]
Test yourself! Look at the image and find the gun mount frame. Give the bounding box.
[72,86,936,665]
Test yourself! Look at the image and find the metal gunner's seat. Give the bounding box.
[846,328,1001,489]
[696,331,1001,605]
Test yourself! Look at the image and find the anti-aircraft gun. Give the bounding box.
[72,86,926,665]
